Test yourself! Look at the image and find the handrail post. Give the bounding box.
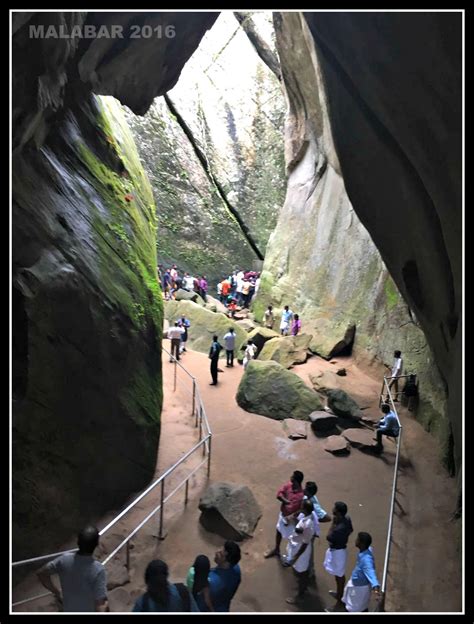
[192,378,196,417]
[207,434,212,477]
[199,407,203,441]
[159,479,165,539]
[185,479,189,506]
[173,358,177,392]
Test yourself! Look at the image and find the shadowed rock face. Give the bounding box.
[255,12,460,479]
[302,12,461,480]
[12,12,217,560]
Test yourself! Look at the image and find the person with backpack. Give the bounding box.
[132,559,199,612]
[209,335,222,385]
[186,555,215,612]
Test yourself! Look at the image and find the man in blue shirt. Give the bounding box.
[200,541,241,612]
[329,532,381,612]
[374,403,400,453]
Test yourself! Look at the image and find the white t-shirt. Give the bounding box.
[391,357,403,377]
[168,326,185,340]
[285,515,315,573]
[184,276,195,290]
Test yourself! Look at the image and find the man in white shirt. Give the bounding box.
[183,273,195,291]
[283,500,315,604]
[386,350,403,401]
[243,340,257,369]
[167,322,185,362]
[280,306,294,336]
[223,328,236,367]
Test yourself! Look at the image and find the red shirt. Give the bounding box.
[277,481,304,517]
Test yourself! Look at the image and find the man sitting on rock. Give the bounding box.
[264,470,304,560]
[374,403,400,453]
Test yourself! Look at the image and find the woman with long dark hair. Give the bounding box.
[186,555,214,611]
[133,560,199,612]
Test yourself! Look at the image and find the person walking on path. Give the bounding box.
[264,305,275,329]
[374,403,400,453]
[326,532,381,613]
[243,340,257,370]
[167,322,184,362]
[324,501,354,611]
[209,335,222,385]
[385,350,403,401]
[291,313,302,336]
[223,328,236,367]
[200,276,208,302]
[133,559,198,612]
[204,542,241,612]
[280,305,294,336]
[265,470,305,560]
[283,500,317,604]
[186,555,214,612]
[37,525,108,612]
[178,316,191,354]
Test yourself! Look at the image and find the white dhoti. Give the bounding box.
[276,512,295,540]
[343,578,371,612]
[323,547,347,577]
[280,320,289,333]
[285,538,312,573]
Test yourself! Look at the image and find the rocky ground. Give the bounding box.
[12,337,461,613]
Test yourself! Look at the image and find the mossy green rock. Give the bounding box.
[258,334,312,368]
[242,327,280,354]
[175,289,205,305]
[327,389,362,420]
[12,95,162,560]
[236,360,323,420]
[164,300,247,355]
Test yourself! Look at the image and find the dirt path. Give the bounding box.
[12,350,461,613]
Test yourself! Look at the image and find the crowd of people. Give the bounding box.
[39,471,382,613]
[38,528,242,613]
[158,264,263,309]
[264,471,382,612]
[158,264,209,303]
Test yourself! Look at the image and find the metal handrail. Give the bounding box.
[375,376,404,611]
[12,346,212,609]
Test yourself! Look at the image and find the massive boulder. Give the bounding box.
[205,295,229,315]
[243,326,280,354]
[258,334,312,368]
[198,482,262,541]
[12,96,163,561]
[309,371,345,394]
[309,323,355,359]
[175,289,205,305]
[12,11,217,560]
[236,360,323,421]
[303,13,461,479]
[327,389,363,420]
[253,12,456,475]
[163,299,247,355]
